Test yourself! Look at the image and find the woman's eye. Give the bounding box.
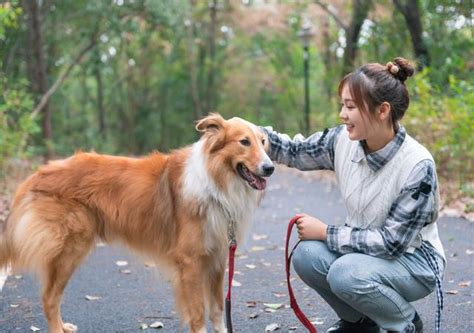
[240,139,251,146]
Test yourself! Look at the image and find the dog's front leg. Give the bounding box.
[173,255,207,333]
[208,264,226,333]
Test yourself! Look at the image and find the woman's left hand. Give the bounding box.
[295,213,328,241]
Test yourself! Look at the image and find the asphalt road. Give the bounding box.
[0,167,472,332]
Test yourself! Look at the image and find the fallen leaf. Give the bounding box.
[265,323,280,332]
[249,313,259,319]
[250,246,265,252]
[85,295,101,301]
[446,290,459,295]
[245,264,256,269]
[311,318,325,325]
[140,323,148,330]
[458,281,471,287]
[466,249,474,255]
[263,303,284,310]
[120,269,132,274]
[252,234,268,241]
[30,327,40,332]
[232,280,241,287]
[265,308,277,313]
[150,321,164,329]
[262,262,271,267]
[10,304,19,308]
[273,292,286,298]
[115,261,128,267]
[289,326,298,331]
[246,301,257,307]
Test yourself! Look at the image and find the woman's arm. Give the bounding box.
[261,125,343,171]
[326,159,438,259]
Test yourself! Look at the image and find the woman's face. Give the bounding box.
[339,84,373,141]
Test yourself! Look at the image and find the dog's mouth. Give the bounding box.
[237,163,267,190]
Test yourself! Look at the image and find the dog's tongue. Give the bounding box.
[250,175,267,190]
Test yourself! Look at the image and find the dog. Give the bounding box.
[0,113,274,333]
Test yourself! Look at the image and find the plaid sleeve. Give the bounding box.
[261,125,343,171]
[326,159,438,259]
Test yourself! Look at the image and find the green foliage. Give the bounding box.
[0,79,39,173]
[405,69,474,183]
[0,2,21,40]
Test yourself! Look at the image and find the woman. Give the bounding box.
[262,57,445,333]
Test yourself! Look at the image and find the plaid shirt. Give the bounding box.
[263,125,438,259]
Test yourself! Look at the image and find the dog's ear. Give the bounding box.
[195,113,226,152]
[195,113,225,134]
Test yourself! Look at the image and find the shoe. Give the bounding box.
[388,312,423,333]
[326,317,380,333]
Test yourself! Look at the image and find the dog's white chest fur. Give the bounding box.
[182,141,259,253]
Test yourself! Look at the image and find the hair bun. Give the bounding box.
[387,57,414,83]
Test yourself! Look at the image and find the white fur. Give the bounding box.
[182,140,259,253]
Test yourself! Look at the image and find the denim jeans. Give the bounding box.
[292,240,445,332]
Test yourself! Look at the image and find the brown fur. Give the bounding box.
[0,114,271,333]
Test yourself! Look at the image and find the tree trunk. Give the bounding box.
[393,0,430,70]
[342,0,372,75]
[187,0,203,121]
[205,0,218,114]
[94,49,106,140]
[23,0,52,161]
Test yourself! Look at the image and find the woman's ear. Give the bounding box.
[195,113,226,134]
[377,102,391,121]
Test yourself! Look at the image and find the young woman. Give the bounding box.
[262,57,445,333]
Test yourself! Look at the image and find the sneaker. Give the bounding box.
[388,312,423,333]
[326,317,380,333]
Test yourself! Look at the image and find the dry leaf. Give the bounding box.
[446,290,459,295]
[250,246,265,252]
[246,301,257,307]
[10,304,19,308]
[140,323,148,330]
[265,323,280,332]
[273,292,286,298]
[263,303,284,310]
[252,234,268,241]
[262,262,271,267]
[245,264,256,269]
[311,318,325,325]
[289,327,298,331]
[85,295,101,301]
[466,249,474,255]
[458,281,471,288]
[30,327,40,332]
[265,308,277,313]
[150,321,164,329]
[249,313,259,319]
[232,280,242,287]
[115,261,128,267]
[120,269,132,274]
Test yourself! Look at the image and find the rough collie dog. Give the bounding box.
[0,113,274,333]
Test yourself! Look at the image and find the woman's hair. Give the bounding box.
[338,57,415,128]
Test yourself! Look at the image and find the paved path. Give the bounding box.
[0,168,472,332]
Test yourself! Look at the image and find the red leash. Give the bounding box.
[225,240,237,333]
[286,216,318,332]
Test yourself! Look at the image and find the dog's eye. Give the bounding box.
[261,139,265,145]
[240,139,251,146]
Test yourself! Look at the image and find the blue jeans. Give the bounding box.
[292,240,444,332]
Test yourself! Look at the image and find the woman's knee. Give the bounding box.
[327,254,375,296]
[292,240,335,281]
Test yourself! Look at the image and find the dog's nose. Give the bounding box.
[262,164,275,176]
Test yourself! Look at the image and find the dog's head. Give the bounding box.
[196,113,274,191]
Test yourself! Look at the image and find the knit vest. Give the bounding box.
[334,130,446,261]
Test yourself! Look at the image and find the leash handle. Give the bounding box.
[286,216,318,333]
[225,241,237,333]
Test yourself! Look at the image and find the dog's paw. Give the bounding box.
[63,323,78,333]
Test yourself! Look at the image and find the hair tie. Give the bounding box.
[386,61,399,75]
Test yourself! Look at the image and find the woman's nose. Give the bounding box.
[339,109,347,120]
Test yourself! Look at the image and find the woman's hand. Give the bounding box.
[295,213,328,241]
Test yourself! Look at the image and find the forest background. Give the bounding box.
[0,0,472,214]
